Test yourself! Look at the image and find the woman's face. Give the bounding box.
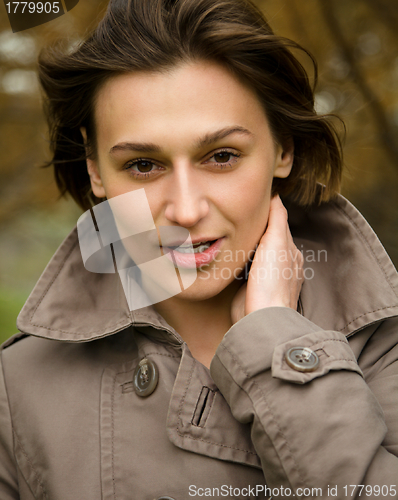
[85,60,293,301]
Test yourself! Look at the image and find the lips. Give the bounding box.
[163,238,224,268]
[171,240,216,254]
[162,236,219,247]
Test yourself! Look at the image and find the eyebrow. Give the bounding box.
[195,126,253,149]
[109,126,253,155]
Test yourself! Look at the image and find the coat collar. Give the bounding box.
[16,192,398,343]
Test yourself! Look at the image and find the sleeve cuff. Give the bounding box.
[210,307,362,388]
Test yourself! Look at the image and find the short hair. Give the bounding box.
[38,0,343,210]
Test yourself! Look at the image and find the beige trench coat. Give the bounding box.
[1,193,397,500]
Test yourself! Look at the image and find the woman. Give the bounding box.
[0,0,397,498]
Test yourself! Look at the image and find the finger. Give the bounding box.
[265,195,289,239]
[269,198,303,271]
[286,223,295,245]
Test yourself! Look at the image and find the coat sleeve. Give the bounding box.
[210,307,398,500]
[0,351,20,499]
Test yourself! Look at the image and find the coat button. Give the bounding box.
[133,358,158,397]
[155,497,176,500]
[285,347,319,372]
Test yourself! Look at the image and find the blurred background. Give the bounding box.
[0,0,397,343]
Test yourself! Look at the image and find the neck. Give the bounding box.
[154,280,240,369]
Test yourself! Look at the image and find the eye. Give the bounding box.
[214,152,235,163]
[124,159,163,179]
[205,149,241,168]
[133,160,154,172]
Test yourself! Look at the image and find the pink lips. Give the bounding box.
[164,238,224,268]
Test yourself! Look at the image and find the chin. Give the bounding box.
[175,272,238,302]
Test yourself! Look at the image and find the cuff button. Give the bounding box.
[285,347,319,372]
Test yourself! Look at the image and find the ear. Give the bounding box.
[273,138,294,179]
[80,127,106,199]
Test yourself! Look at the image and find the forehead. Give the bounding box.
[94,60,271,149]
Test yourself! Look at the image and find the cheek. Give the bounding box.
[222,167,273,231]
[99,166,140,200]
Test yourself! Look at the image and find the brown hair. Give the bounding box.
[38,0,343,210]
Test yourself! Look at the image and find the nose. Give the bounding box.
[164,163,209,227]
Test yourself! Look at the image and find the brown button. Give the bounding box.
[133,358,158,397]
[155,497,176,500]
[285,347,319,372]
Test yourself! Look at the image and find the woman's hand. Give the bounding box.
[231,195,304,324]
